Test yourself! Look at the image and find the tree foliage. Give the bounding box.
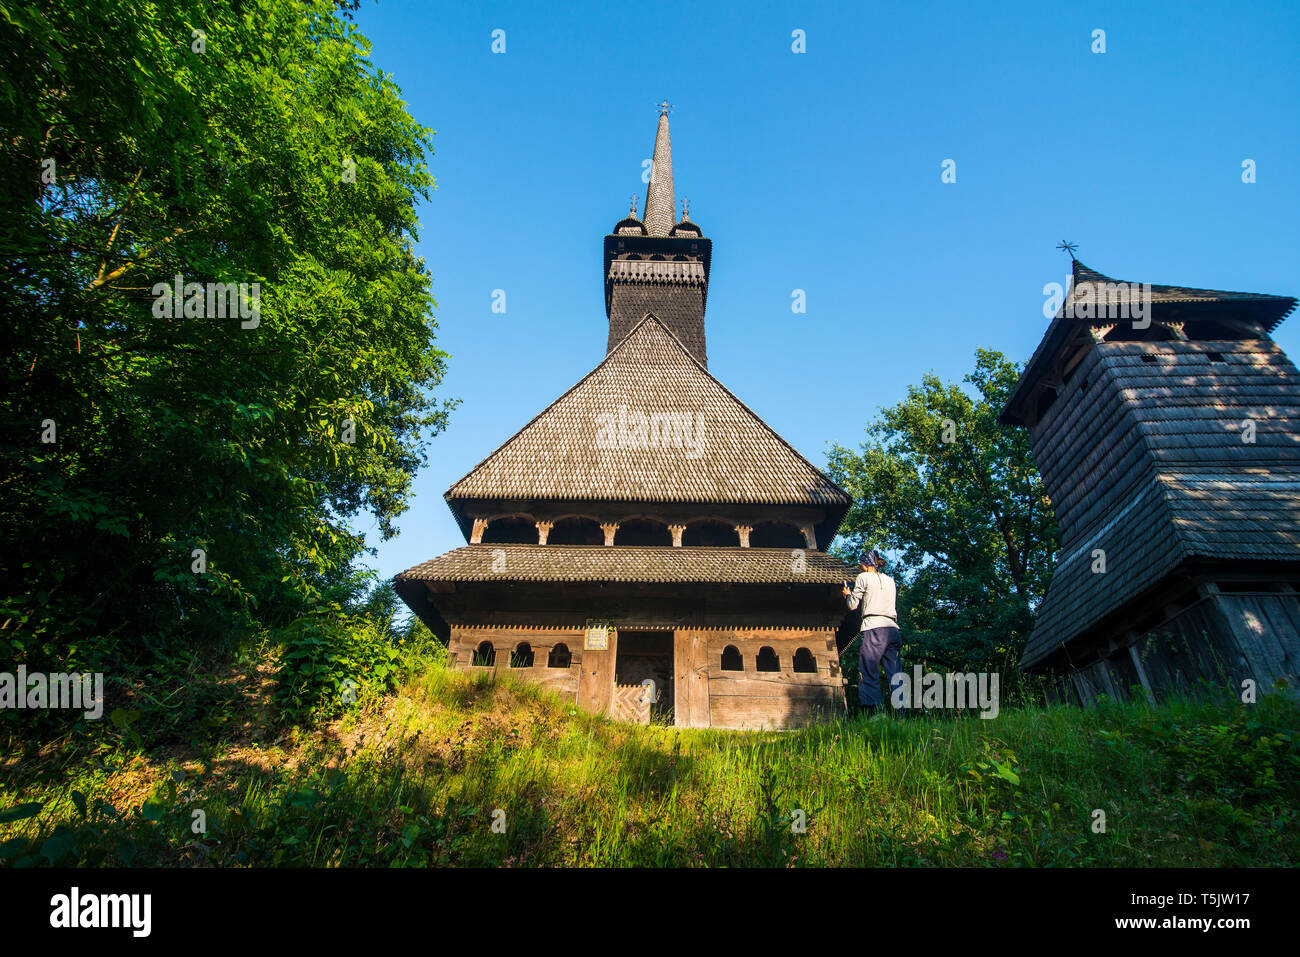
[827,349,1059,676]
[0,0,452,677]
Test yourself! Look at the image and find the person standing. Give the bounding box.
[842,550,906,716]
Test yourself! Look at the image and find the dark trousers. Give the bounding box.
[858,625,905,710]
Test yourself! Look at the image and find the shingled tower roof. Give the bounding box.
[999,257,1300,673]
[643,109,675,237]
[603,109,712,366]
[445,313,850,514]
[396,112,859,658]
[1002,259,1298,427]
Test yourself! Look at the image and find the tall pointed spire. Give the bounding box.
[604,102,710,366]
[643,105,675,237]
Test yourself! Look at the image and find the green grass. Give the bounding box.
[2,646,1298,867]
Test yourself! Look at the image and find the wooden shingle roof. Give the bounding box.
[643,111,675,237]
[1002,260,1297,426]
[1020,466,1300,668]
[396,544,855,584]
[445,314,851,508]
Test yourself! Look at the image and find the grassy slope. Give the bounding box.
[2,647,1298,867]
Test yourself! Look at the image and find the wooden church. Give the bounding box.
[395,108,857,729]
[1001,258,1300,705]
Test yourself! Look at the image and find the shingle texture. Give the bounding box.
[1002,260,1297,426]
[608,283,706,364]
[446,315,849,508]
[643,113,675,237]
[396,544,854,584]
[1021,467,1300,668]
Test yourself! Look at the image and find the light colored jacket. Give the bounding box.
[846,570,898,631]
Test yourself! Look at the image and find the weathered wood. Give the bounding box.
[1217,592,1300,691]
[578,628,618,716]
[673,630,710,729]
[610,684,651,724]
[707,676,839,698]
[704,666,832,686]
[709,692,841,730]
[1126,633,1157,705]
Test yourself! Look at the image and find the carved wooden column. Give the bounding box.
[735,525,752,548]
[470,518,489,544]
[801,525,817,549]
[669,524,686,547]
[600,522,619,546]
[536,521,554,545]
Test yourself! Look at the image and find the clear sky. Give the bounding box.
[350,0,1300,581]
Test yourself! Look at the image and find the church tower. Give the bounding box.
[396,108,856,730]
[1001,258,1300,704]
[603,104,712,366]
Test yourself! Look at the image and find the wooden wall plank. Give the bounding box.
[578,628,618,716]
[674,630,710,729]
[704,666,834,687]
[709,692,841,731]
[708,677,839,699]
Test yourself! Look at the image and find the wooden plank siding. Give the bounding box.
[577,628,618,716]
[1032,345,1153,546]
[673,630,710,729]
[1217,592,1300,691]
[448,626,584,703]
[447,624,847,729]
[1049,590,1300,706]
[700,629,844,730]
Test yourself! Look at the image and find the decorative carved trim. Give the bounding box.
[608,259,705,284]
[669,524,686,547]
[470,518,488,544]
[536,521,554,545]
[600,522,620,546]
[735,525,753,548]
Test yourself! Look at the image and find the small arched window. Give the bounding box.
[720,645,743,671]
[481,515,536,544]
[756,646,780,672]
[510,642,534,668]
[749,522,806,549]
[547,643,572,668]
[792,648,817,673]
[548,517,603,546]
[615,518,673,547]
[683,520,740,547]
[472,641,496,667]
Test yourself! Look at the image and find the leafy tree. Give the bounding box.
[0,0,452,681]
[827,349,1058,679]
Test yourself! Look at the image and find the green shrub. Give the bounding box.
[274,610,398,723]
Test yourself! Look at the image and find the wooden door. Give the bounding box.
[673,630,710,728]
[577,627,617,715]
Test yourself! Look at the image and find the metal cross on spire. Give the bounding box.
[1056,240,1079,261]
[656,100,673,115]
[629,194,638,216]
[681,198,689,220]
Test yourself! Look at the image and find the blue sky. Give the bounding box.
[350,0,1300,581]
